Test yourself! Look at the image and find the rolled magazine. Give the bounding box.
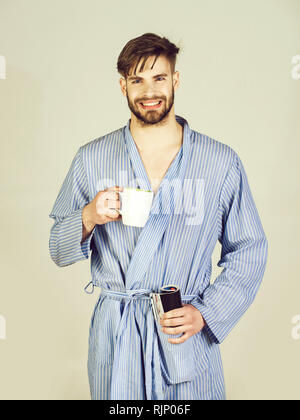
[150,285,183,322]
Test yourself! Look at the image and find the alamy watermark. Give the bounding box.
[291,55,300,80]
[0,315,6,340]
[291,315,300,340]
[96,172,205,226]
[0,55,6,79]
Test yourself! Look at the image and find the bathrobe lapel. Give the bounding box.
[123,115,192,289]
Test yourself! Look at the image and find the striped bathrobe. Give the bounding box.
[49,115,268,400]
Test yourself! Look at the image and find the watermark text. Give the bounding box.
[0,55,6,79]
[291,55,300,80]
[0,315,6,340]
[291,315,300,340]
[96,172,205,226]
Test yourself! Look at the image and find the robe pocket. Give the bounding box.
[156,320,198,385]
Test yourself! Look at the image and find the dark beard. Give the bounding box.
[126,88,175,126]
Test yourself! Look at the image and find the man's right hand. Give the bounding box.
[81,186,123,242]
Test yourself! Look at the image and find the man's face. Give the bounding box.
[120,55,179,125]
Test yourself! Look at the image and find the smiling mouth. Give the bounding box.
[139,100,162,110]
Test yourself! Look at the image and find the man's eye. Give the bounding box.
[132,77,165,83]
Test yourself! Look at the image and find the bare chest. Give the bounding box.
[139,147,181,195]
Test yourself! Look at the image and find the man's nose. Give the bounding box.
[142,82,159,97]
[142,90,160,100]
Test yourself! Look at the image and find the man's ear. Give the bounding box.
[119,77,127,97]
[173,70,180,91]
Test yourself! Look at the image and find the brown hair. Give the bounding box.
[117,33,180,79]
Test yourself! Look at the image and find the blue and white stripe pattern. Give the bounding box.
[49,115,268,400]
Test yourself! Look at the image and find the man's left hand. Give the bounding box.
[159,303,206,344]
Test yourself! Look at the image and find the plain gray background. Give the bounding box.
[0,0,299,399]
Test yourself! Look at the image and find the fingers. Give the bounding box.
[98,191,120,205]
[106,199,121,210]
[104,209,120,219]
[95,187,123,221]
[168,332,191,344]
[161,307,186,319]
[160,315,193,343]
[106,186,123,191]
[161,324,188,335]
[105,194,121,219]
[160,317,188,335]
[160,315,186,327]
[159,304,205,343]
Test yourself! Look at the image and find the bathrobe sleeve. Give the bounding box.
[49,147,95,267]
[190,152,268,344]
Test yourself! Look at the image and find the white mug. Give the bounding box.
[117,187,154,227]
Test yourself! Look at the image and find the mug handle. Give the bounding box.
[116,191,123,215]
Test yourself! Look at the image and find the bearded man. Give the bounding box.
[49,32,268,400]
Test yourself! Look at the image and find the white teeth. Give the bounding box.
[142,101,160,106]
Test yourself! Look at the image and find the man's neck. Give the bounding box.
[129,111,183,154]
